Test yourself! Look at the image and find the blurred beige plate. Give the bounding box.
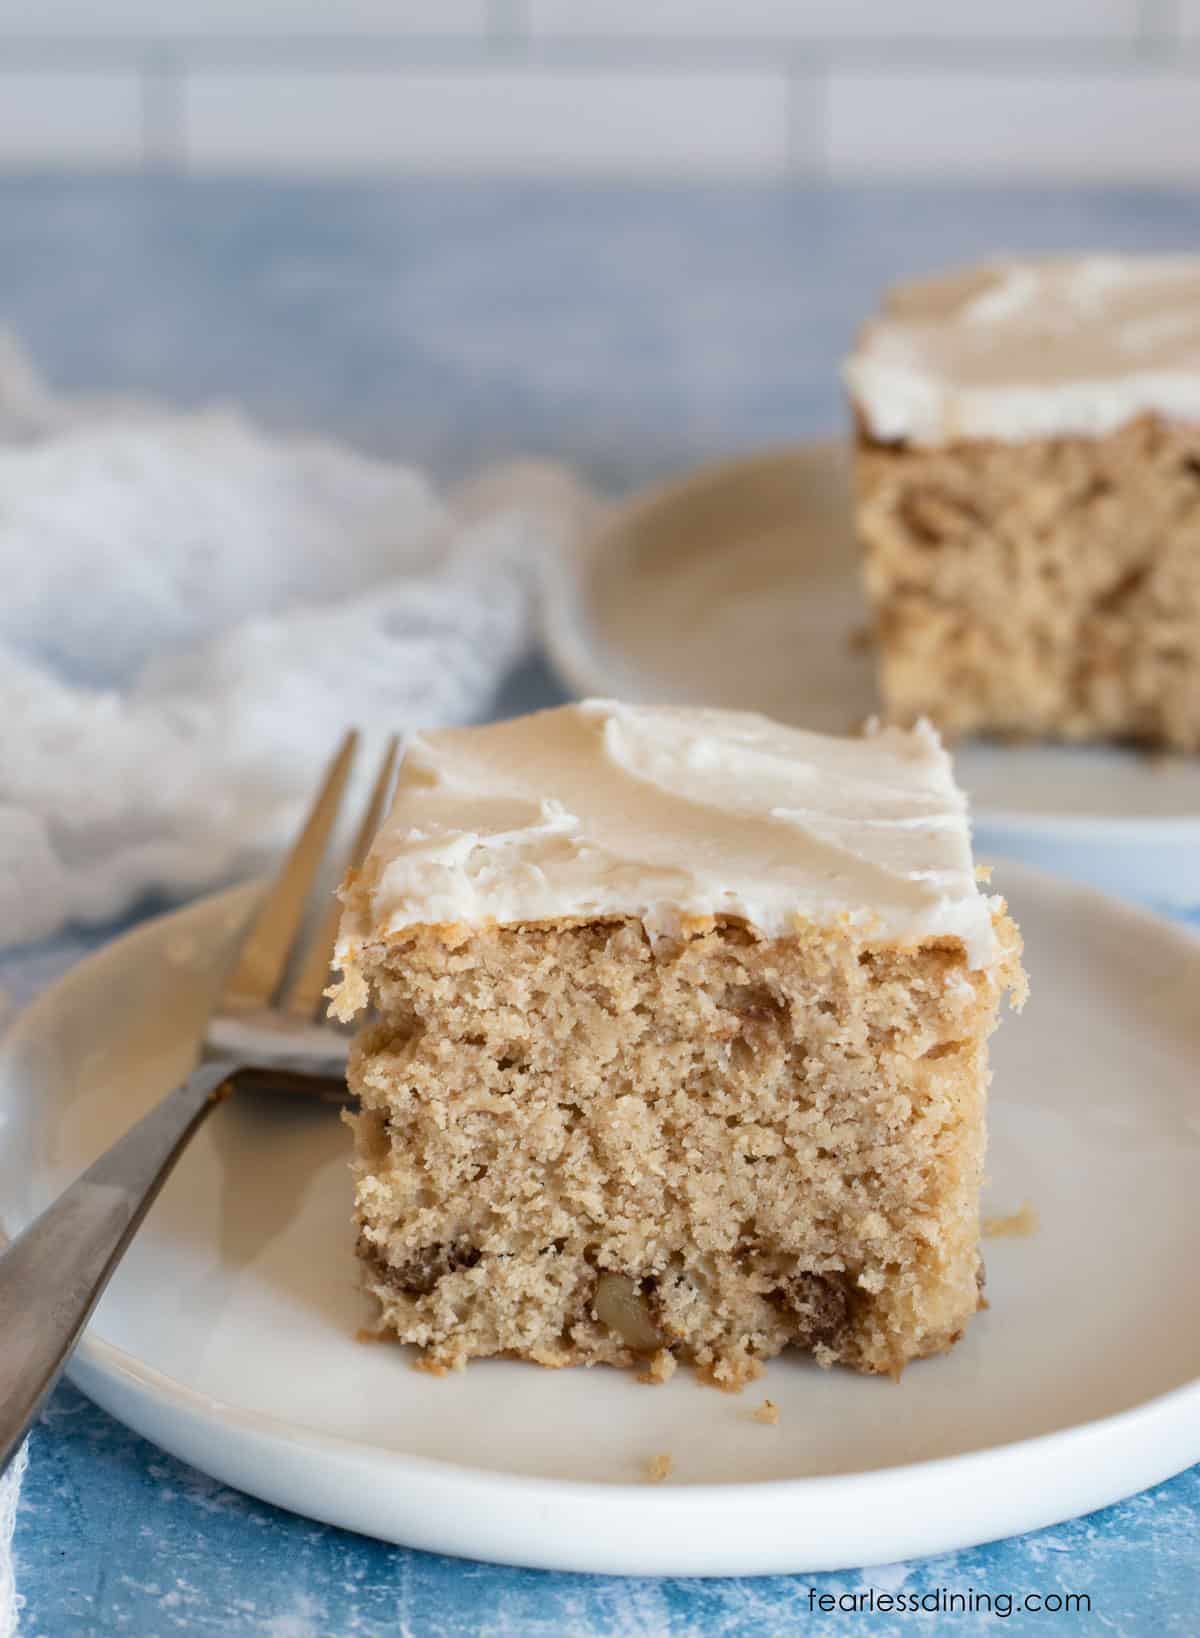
[542,442,1200,905]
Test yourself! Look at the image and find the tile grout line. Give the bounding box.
[140,47,185,173]
[1138,0,1181,54]
[487,0,528,51]
[2,33,1199,71]
[786,58,828,181]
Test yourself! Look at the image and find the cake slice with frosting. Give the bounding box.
[845,254,1200,749]
[331,701,1025,1387]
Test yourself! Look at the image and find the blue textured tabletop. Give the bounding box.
[4,177,1200,1636]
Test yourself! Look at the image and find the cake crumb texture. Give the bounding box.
[345,908,1023,1386]
[855,414,1200,749]
[644,1453,674,1484]
[752,1399,780,1426]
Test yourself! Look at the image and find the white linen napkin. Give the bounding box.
[0,337,596,1633]
[0,336,596,947]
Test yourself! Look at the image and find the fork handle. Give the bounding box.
[0,1059,237,1475]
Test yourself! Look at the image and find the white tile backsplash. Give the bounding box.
[527,0,1140,41]
[0,69,142,166]
[826,70,1200,179]
[0,0,1194,177]
[0,0,488,35]
[184,67,795,176]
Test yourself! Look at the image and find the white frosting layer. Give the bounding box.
[845,254,1200,446]
[342,701,1001,969]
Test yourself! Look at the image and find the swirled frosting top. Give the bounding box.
[845,254,1200,446]
[339,701,1000,968]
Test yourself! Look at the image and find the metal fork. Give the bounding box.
[0,731,398,1475]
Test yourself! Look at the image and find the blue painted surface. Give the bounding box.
[11,1382,1200,1637]
[3,177,1199,1633]
[4,177,1200,488]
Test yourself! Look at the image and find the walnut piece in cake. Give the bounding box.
[331,701,1025,1388]
[845,256,1200,750]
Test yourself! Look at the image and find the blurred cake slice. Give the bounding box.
[330,701,1025,1387]
[845,255,1200,749]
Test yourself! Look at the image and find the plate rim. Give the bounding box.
[4,872,1200,1571]
[541,440,1200,844]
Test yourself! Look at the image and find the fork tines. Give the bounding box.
[221,731,400,1020]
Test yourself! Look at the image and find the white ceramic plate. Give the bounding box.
[2,870,1199,1577]
[543,444,1200,906]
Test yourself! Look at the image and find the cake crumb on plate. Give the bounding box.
[637,1349,678,1385]
[644,1453,674,1484]
[752,1399,780,1425]
[983,1202,1039,1238]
